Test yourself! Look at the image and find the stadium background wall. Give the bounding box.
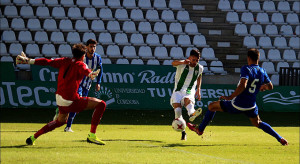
[0,63,299,112]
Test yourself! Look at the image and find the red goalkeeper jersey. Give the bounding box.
[35,58,91,101]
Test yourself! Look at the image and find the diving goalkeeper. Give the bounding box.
[16,44,106,145]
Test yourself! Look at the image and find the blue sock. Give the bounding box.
[198,110,216,132]
[66,112,77,128]
[258,122,282,141]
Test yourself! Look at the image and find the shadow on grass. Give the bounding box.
[104,139,164,143]
[0,145,28,148]
[0,145,56,149]
[1,144,97,149]
[0,131,37,133]
[162,143,274,148]
[73,139,164,143]
[162,143,236,148]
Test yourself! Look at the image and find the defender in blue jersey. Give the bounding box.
[54,39,103,132]
[187,49,288,146]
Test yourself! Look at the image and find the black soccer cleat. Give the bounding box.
[181,131,187,141]
[26,136,36,145]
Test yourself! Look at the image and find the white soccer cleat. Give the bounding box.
[64,127,74,132]
[189,108,202,122]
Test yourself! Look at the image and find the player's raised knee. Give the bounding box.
[57,117,67,125]
[95,100,106,112]
[57,113,69,123]
[208,103,213,111]
[251,119,261,127]
[208,101,219,111]
[99,100,106,108]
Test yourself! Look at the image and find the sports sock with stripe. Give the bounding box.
[198,110,216,132]
[66,112,76,128]
[258,122,282,141]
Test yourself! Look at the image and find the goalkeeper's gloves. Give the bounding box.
[88,69,100,80]
[16,51,35,64]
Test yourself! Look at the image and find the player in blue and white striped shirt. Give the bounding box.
[54,39,103,132]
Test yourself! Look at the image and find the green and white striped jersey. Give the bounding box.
[173,64,204,94]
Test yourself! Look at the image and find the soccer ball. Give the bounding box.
[172,118,186,132]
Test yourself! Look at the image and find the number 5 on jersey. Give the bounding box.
[249,79,259,93]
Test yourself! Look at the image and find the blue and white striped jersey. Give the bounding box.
[79,53,103,90]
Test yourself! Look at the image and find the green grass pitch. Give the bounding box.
[1,123,299,164]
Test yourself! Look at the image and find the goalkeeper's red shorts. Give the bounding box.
[58,97,89,114]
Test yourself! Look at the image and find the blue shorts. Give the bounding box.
[220,100,258,118]
[77,87,89,97]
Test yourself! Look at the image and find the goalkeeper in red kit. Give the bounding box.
[16,44,106,145]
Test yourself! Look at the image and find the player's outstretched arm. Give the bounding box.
[220,78,247,100]
[195,75,202,101]
[172,59,190,66]
[95,66,102,91]
[16,51,35,65]
[17,51,64,68]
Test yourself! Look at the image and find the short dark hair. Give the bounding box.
[190,49,201,59]
[72,43,87,59]
[247,48,260,61]
[86,39,97,46]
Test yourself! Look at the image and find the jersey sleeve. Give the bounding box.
[79,62,92,76]
[240,66,249,79]
[176,64,185,70]
[262,68,271,84]
[34,58,65,68]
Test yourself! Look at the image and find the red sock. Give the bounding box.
[90,101,106,133]
[34,120,65,139]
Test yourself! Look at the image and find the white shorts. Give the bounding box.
[56,94,73,107]
[170,91,195,108]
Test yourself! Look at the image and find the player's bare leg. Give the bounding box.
[250,116,288,146]
[207,101,224,112]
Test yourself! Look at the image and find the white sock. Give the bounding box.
[174,107,182,119]
[186,103,195,116]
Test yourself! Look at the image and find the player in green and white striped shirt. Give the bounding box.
[171,49,203,140]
